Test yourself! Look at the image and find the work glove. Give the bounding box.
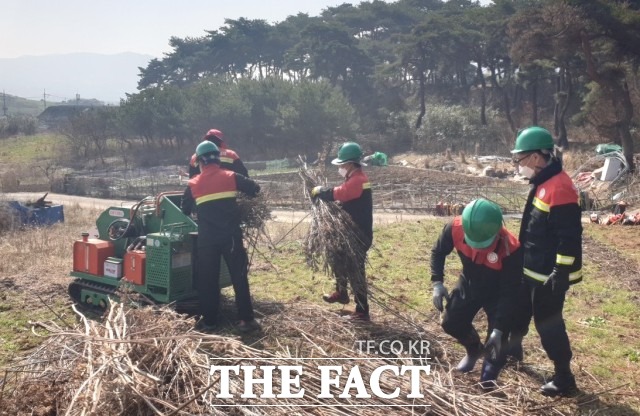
[484,329,503,362]
[544,267,569,296]
[310,186,323,199]
[432,281,449,312]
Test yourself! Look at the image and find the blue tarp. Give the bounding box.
[7,202,65,226]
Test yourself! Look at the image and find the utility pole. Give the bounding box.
[43,89,47,110]
[2,90,7,116]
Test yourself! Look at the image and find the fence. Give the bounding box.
[57,164,530,214]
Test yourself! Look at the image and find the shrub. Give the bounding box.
[413,105,508,155]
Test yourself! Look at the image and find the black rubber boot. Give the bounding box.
[455,344,483,373]
[541,370,576,396]
[506,335,524,361]
[479,359,501,390]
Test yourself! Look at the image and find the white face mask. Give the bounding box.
[518,165,536,179]
[338,167,349,178]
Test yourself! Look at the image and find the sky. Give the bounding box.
[3,0,492,59]
[2,0,360,59]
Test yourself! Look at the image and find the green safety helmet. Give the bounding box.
[461,199,503,249]
[196,141,220,157]
[511,126,554,154]
[332,142,364,165]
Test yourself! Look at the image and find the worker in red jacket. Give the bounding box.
[188,128,249,178]
[508,126,582,396]
[311,142,373,321]
[430,199,521,388]
[181,141,260,333]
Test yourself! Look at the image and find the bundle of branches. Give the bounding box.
[0,301,547,416]
[299,165,367,293]
[237,192,272,230]
[0,301,265,416]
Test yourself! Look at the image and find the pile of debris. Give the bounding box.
[589,201,640,225]
[0,300,555,416]
[572,148,632,210]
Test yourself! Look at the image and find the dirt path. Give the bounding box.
[3,192,437,225]
[583,232,640,300]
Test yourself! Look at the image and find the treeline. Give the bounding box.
[70,0,640,169]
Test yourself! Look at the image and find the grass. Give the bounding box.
[585,224,640,266]
[0,203,100,365]
[0,133,65,164]
[0,294,67,359]
[1,206,639,413]
[253,218,640,413]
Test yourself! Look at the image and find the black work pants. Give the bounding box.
[441,276,508,365]
[197,234,254,325]
[510,280,572,368]
[335,238,370,315]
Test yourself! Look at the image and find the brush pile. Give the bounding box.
[0,300,546,416]
[237,192,272,230]
[299,165,367,294]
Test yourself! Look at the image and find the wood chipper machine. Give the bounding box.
[69,192,231,308]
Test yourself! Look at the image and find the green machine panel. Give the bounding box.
[144,230,232,303]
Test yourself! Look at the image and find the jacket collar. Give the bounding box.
[345,166,361,180]
[530,158,562,186]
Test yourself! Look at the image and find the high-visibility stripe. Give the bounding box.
[363,182,371,190]
[532,197,550,212]
[220,157,234,164]
[196,191,236,205]
[524,267,582,282]
[556,254,575,266]
[569,270,582,281]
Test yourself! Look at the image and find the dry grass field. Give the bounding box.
[0,195,638,414]
[1,134,639,414]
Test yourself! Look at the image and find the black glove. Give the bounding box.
[484,329,502,362]
[544,267,569,296]
[432,281,449,312]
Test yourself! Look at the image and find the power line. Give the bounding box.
[2,90,7,116]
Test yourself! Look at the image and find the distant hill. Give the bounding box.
[0,52,154,105]
[1,94,44,117]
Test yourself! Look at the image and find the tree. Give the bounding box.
[281,80,358,158]
[61,108,116,164]
[508,2,582,148]
[571,0,640,171]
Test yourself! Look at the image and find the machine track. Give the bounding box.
[68,279,119,309]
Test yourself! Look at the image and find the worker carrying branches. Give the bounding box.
[430,199,522,388]
[181,141,260,333]
[508,126,582,396]
[188,128,249,178]
[311,142,373,322]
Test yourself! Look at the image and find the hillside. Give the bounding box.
[0,94,43,117]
